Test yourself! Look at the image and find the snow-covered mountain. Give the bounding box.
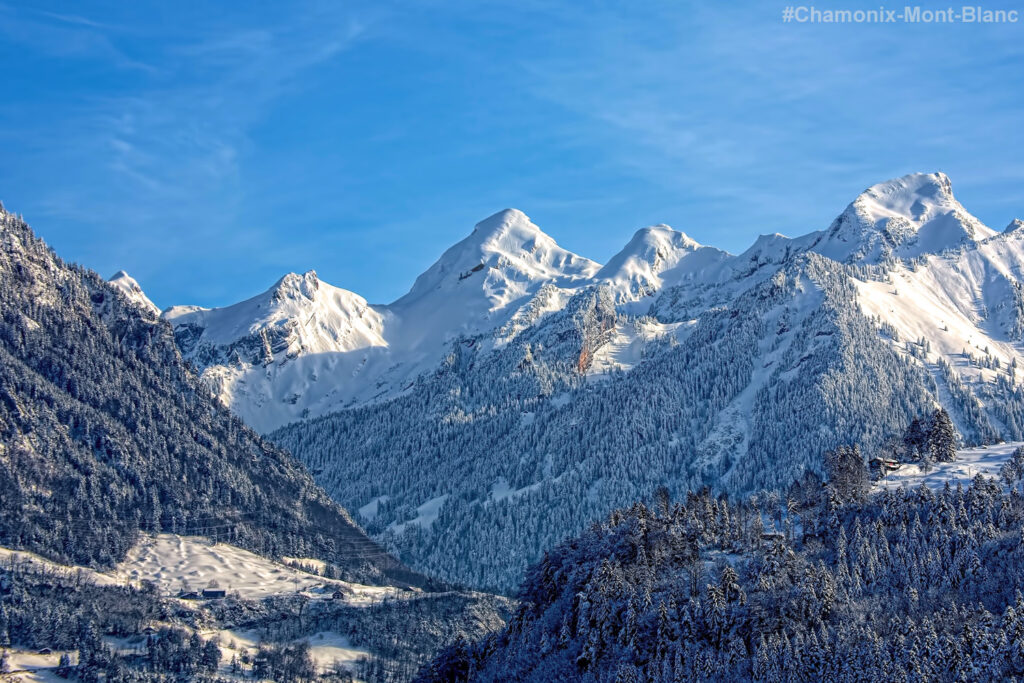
[0,205,513,679]
[392,208,599,328]
[163,270,393,431]
[160,209,601,432]
[108,270,160,317]
[0,204,420,586]
[808,171,997,263]
[595,225,731,306]
[146,172,1024,591]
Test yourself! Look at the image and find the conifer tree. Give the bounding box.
[928,408,958,463]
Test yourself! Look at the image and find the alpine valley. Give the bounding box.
[145,172,1024,593]
[5,171,1024,682]
[0,205,510,682]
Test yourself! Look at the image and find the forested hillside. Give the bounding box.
[0,203,419,586]
[0,204,516,681]
[0,546,511,682]
[271,175,1024,593]
[274,254,984,591]
[420,448,1024,681]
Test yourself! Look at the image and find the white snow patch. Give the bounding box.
[550,393,571,408]
[390,494,449,534]
[489,477,545,504]
[0,546,118,587]
[4,650,77,680]
[213,629,371,677]
[588,318,689,376]
[875,442,1024,491]
[854,266,1024,386]
[357,495,389,521]
[113,534,399,603]
[305,631,373,673]
[490,478,513,502]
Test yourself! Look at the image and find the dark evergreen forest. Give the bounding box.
[0,205,419,587]
[420,447,1024,682]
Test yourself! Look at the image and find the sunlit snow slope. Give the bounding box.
[160,210,602,431]
[149,171,1024,591]
[133,173,1024,437]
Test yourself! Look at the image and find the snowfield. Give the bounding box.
[2,650,78,682]
[875,441,1024,491]
[114,534,400,603]
[0,546,119,587]
[1,534,403,605]
[211,628,372,678]
[142,172,1024,441]
[1,535,419,680]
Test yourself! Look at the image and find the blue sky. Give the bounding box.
[1,1,1022,308]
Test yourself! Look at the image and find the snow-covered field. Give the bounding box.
[1,534,398,604]
[1,534,409,680]
[212,629,372,677]
[875,441,1023,491]
[116,534,321,598]
[2,650,77,682]
[114,534,399,603]
[0,546,118,587]
[304,632,372,674]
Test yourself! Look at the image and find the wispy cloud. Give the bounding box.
[496,1,1024,240]
[0,1,376,305]
[15,3,364,240]
[0,2,152,70]
[35,8,122,31]
[93,10,364,220]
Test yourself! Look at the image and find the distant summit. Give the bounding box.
[154,172,1018,435]
[811,172,995,263]
[108,270,160,317]
[596,225,729,304]
[260,172,1024,591]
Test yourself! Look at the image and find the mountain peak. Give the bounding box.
[853,172,956,219]
[108,270,160,316]
[598,224,730,303]
[394,210,598,307]
[272,269,320,301]
[472,208,532,235]
[1005,219,1024,234]
[811,172,995,263]
[866,171,953,199]
[600,225,703,276]
[467,208,557,255]
[631,224,702,249]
